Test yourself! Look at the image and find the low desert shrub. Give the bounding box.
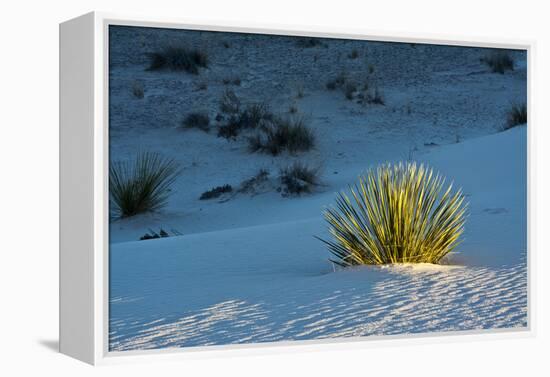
[482,50,514,74]
[295,37,322,48]
[239,103,274,129]
[132,80,144,99]
[319,162,467,266]
[139,228,172,241]
[219,89,241,114]
[295,84,305,99]
[239,169,270,194]
[146,47,209,74]
[364,86,385,105]
[279,162,320,195]
[222,76,241,86]
[110,152,181,218]
[199,184,233,200]
[217,103,273,139]
[194,81,208,91]
[182,112,210,132]
[504,103,527,130]
[326,80,337,90]
[344,82,357,100]
[348,49,359,59]
[217,116,241,139]
[248,117,315,155]
[326,72,347,91]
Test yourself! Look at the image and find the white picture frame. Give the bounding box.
[59,11,534,365]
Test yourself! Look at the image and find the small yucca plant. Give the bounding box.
[110,152,181,218]
[319,162,467,266]
[504,103,527,130]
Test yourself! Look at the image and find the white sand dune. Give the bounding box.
[109,127,527,351]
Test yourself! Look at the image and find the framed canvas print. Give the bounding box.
[59,12,532,365]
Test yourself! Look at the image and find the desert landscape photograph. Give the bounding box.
[107,25,527,351]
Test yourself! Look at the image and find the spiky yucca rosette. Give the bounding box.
[320,162,467,266]
[110,152,181,218]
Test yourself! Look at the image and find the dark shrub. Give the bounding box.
[217,103,273,139]
[199,184,233,200]
[482,50,514,74]
[296,84,305,99]
[362,86,385,105]
[219,89,241,114]
[344,82,357,100]
[139,228,172,241]
[239,169,270,194]
[504,103,527,130]
[194,81,208,91]
[222,76,241,86]
[295,37,322,48]
[132,81,144,99]
[217,116,241,139]
[182,112,210,132]
[248,117,315,156]
[247,133,265,152]
[326,80,337,90]
[240,103,273,129]
[146,47,209,74]
[110,152,181,218]
[326,72,348,91]
[279,162,320,195]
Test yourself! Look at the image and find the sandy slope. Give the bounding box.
[108,28,527,243]
[109,127,527,351]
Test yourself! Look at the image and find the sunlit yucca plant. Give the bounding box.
[319,162,467,266]
[110,152,181,218]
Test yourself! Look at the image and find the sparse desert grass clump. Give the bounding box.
[344,82,358,100]
[239,103,274,129]
[295,83,305,99]
[217,116,242,139]
[182,112,210,132]
[239,169,270,194]
[222,76,241,86]
[325,72,384,104]
[219,89,241,114]
[361,86,385,105]
[110,152,181,218]
[194,80,208,91]
[248,116,315,155]
[218,103,274,139]
[139,228,180,241]
[295,37,323,48]
[504,103,527,130]
[199,184,233,200]
[131,80,144,99]
[348,49,359,59]
[482,50,514,74]
[279,162,320,195]
[326,80,337,91]
[319,162,467,266]
[146,46,208,74]
[326,72,347,91]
